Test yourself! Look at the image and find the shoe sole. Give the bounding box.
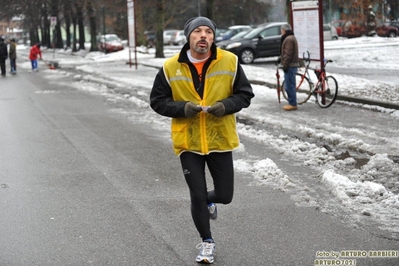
[196,257,214,264]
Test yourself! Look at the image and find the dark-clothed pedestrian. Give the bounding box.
[367,5,376,36]
[29,43,42,72]
[0,37,8,76]
[150,16,254,264]
[280,23,299,111]
[9,38,17,74]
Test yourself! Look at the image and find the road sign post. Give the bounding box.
[50,16,57,59]
[127,0,137,69]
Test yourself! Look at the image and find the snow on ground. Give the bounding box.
[16,36,399,237]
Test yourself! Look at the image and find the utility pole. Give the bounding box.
[198,0,201,16]
[102,6,107,54]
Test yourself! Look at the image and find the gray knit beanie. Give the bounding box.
[184,16,217,41]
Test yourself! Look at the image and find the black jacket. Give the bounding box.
[150,43,254,118]
[0,38,8,60]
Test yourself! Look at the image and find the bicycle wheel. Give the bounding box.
[316,75,338,108]
[282,73,312,105]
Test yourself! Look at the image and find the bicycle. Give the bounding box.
[278,51,338,108]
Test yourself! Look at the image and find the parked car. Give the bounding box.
[163,29,178,45]
[323,23,338,41]
[375,21,398,37]
[97,34,124,53]
[228,29,252,41]
[215,28,227,39]
[144,30,156,47]
[216,22,285,64]
[331,20,346,36]
[342,20,398,38]
[215,25,253,42]
[386,21,399,32]
[170,30,186,45]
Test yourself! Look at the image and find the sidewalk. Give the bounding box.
[138,59,399,111]
[38,46,399,111]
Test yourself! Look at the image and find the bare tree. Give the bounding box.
[51,0,64,49]
[205,0,215,20]
[76,1,86,50]
[87,0,99,51]
[27,0,44,45]
[64,0,72,49]
[155,0,165,58]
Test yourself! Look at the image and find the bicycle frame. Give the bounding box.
[298,51,331,89]
[313,60,333,105]
[280,51,338,108]
[297,52,314,91]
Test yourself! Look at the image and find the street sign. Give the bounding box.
[291,0,324,64]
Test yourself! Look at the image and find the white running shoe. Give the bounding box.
[196,241,215,264]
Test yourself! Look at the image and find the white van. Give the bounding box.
[323,24,338,41]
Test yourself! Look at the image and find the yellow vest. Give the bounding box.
[163,48,240,156]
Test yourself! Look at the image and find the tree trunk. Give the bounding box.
[76,2,86,50]
[41,3,51,48]
[87,0,98,52]
[72,18,78,52]
[64,0,72,49]
[206,0,214,20]
[155,0,165,58]
[51,0,63,48]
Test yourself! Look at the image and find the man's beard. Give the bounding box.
[194,41,209,54]
[194,47,209,54]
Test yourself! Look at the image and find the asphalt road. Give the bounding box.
[0,69,398,265]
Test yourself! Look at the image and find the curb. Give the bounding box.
[251,80,399,110]
[75,61,399,111]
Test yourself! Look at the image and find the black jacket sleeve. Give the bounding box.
[150,57,254,118]
[150,67,187,118]
[219,62,254,115]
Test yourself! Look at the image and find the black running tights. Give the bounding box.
[180,151,234,241]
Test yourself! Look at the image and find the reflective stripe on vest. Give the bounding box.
[164,48,240,155]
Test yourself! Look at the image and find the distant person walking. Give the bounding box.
[9,38,17,74]
[366,5,376,36]
[150,16,254,264]
[29,43,42,72]
[0,37,8,77]
[280,23,299,111]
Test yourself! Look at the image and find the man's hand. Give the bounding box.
[283,66,288,73]
[208,102,225,117]
[184,102,202,118]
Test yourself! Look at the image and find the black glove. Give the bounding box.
[276,57,281,65]
[283,66,288,73]
[207,102,225,117]
[184,102,202,118]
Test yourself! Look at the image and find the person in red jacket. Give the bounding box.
[29,43,42,72]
